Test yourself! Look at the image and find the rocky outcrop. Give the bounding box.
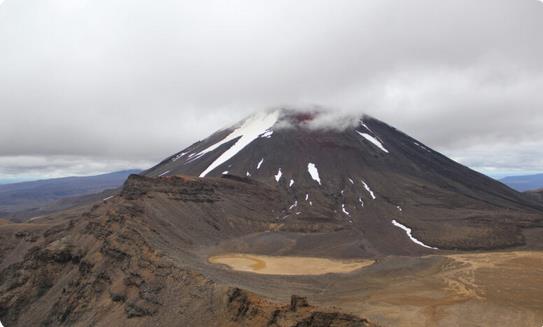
[290,295,309,311]
[224,288,375,327]
[121,174,221,203]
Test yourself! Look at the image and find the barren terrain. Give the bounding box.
[203,249,543,326]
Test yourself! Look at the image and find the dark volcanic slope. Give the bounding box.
[525,189,543,203]
[144,109,543,252]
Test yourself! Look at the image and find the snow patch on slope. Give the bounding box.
[257,158,264,169]
[275,168,283,182]
[260,129,273,138]
[342,204,352,223]
[356,131,389,154]
[199,110,279,177]
[414,142,432,153]
[341,204,350,216]
[289,201,298,210]
[392,220,438,250]
[361,180,376,199]
[185,153,204,164]
[171,152,188,162]
[307,163,321,185]
[158,170,170,177]
[360,121,375,134]
[289,179,295,187]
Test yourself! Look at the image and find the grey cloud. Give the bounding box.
[0,0,542,179]
[0,155,151,181]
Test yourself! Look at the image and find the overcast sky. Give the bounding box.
[1,0,542,182]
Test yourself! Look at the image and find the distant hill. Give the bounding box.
[500,173,543,192]
[0,169,140,221]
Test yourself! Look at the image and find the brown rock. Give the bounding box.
[290,295,309,312]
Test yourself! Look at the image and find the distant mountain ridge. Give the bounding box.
[0,169,140,221]
[500,173,543,192]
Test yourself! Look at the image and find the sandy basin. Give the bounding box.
[208,253,374,275]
